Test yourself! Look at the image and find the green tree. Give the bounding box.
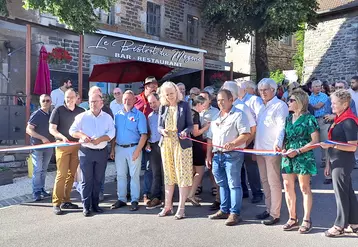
[293,24,306,83]
[1,0,116,33]
[202,0,318,82]
[270,69,285,84]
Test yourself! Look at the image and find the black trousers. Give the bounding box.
[332,163,358,228]
[149,142,163,200]
[79,147,108,210]
[241,152,263,198]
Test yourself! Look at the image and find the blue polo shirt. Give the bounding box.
[309,92,329,118]
[115,107,147,145]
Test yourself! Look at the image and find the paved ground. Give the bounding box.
[0,166,358,247]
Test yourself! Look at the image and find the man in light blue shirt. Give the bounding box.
[145,93,163,209]
[309,80,330,167]
[110,90,148,211]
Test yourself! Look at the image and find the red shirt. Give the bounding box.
[134,92,152,118]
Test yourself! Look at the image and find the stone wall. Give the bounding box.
[303,11,358,83]
[47,37,90,74]
[103,0,224,61]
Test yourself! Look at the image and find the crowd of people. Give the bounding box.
[25,75,358,237]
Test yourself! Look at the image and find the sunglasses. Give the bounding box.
[42,99,51,103]
[288,98,296,103]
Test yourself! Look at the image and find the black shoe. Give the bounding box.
[61,202,79,209]
[92,206,104,213]
[242,192,249,198]
[130,201,139,211]
[262,216,280,225]
[256,211,270,220]
[323,179,332,184]
[53,206,63,215]
[251,196,263,204]
[41,189,51,198]
[83,209,91,217]
[209,201,221,211]
[33,193,42,202]
[111,200,127,209]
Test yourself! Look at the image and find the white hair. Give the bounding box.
[88,86,102,96]
[245,80,256,89]
[222,81,238,99]
[236,79,247,89]
[311,80,322,87]
[258,78,278,94]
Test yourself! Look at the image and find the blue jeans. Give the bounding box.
[115,145,142,202]
[31,148,53,196]
[212,151,244,215]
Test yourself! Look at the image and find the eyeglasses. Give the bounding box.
[288,98,296,103]
[42,99,51,103]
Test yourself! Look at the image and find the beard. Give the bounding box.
[351,85,358,91]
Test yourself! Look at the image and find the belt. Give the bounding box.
[117,143,138,148]
[213,151,228,154]
[82,146,106,151]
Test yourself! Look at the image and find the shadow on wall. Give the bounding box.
[303,5,358,84]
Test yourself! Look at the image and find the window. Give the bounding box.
[147,2,161,36]
[187,15,199,46]
[106,6,115,25]
[280,35,292,46]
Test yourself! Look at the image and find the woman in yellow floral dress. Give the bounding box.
[158,81,193,219]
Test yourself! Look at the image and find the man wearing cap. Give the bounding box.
[135,76,158,118]
[134,76,158,204]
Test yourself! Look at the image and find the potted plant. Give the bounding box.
[46,47,72,64]
[0,167,14,186]
[209,72,228,91]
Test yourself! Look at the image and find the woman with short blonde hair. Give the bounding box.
[321,89,358,237]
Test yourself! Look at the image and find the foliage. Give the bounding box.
[202,0,318,81]
[47,47,72,64]
[0,0,8,16]
[270,70,285,84]
[0,167,10,172]
[1,0,115,33]
[293,24,305,83]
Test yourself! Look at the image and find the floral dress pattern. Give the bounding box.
[161,106,193,187]
[281,113,319,175]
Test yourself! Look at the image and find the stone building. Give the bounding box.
[303,0,358,83]
[225,35,297,80]
[1,0,225,96]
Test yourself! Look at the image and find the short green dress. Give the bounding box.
[281,113,319,175]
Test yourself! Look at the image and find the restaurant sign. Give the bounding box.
[84,34,204,70]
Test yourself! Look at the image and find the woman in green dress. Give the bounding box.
[281,89,320,234]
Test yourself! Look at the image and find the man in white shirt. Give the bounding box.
[50,78,72,108]
[222,81,263,203]
[349,76,358,169]
[69,93,115,217]
[236,80,263,120]
[255,78,289,225]
[110,87,124,115]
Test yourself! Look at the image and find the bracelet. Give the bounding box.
[295,149,301,154]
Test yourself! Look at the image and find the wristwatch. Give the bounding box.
[295,149,301,154]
